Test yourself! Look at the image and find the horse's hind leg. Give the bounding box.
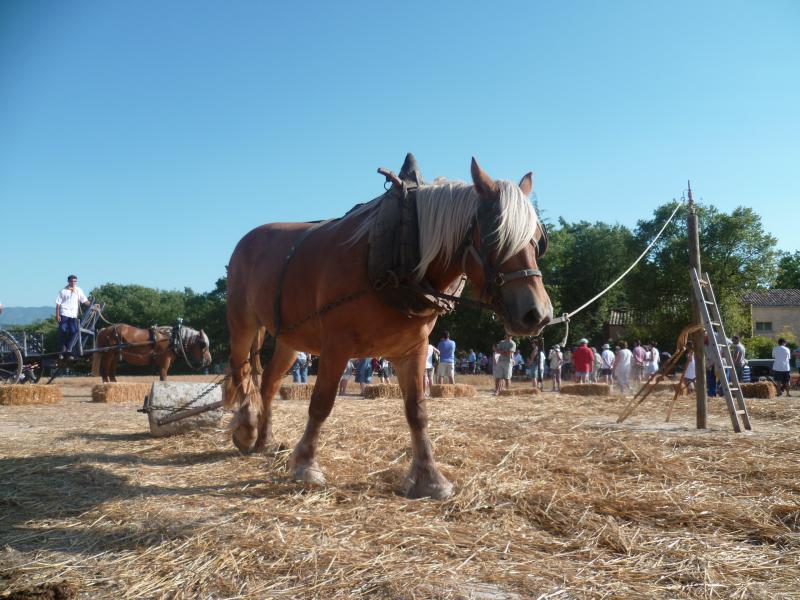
[108,353,119,383]
[288,347,348,485]
[252,338,296,454]
[393,344,453,500]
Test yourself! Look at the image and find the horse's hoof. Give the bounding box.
[254,439,289,456]
[403,471,454,500]
[231,431,257,455]
[292,464,326,485]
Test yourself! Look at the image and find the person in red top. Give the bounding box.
[572,338,595,384]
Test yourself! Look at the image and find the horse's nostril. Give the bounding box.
[522,309,540,327]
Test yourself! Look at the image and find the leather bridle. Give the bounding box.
[425,204,548,317]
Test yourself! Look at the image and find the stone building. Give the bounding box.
[741,290,800,340]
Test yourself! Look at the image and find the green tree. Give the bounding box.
[185,277,229,361]
[541,218,638,345]
[626,203,779,345]
[775,251,800,289]
[91,283,188,328]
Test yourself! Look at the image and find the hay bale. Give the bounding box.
[430,384,477,398]
[92,383,152,403]
[741,382,777,399]
[279,383,315,400]
[560,383,611,396]
[146,382,224,437]
[363,384,402,399]
[498,387,540,397]
[0,384,62,405]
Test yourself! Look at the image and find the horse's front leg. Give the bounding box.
[394,346,453,500]
[159,355,172,381]
[288,348,348,485]
[252,339,296,453]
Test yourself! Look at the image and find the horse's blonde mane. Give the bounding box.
[179,325,207,348]
[343,179,539,280]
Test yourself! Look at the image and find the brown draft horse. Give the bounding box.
[92,324,211,382]
[224,157,552,499]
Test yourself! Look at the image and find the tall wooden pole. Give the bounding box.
[687,181,707,428]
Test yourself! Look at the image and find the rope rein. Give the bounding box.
[547,200,684,346]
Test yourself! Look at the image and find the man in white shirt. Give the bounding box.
[613,341,633,395]
[599,344,615,385]
[772,338,792,397]
[55,275,92,358]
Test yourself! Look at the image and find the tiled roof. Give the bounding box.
[741,289,800,306]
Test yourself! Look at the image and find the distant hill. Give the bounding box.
[0,306,53,326]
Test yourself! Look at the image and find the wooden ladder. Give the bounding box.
[690,268,752,432]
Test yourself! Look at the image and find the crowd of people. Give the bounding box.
[315,333,673,398]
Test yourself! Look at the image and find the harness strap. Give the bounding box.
[273,220,331,338]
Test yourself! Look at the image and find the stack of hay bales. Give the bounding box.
[363,384,402,399]
[430,384,477,398]
[498,387,540,397]
[92,383,152,403]
[560,383,611,396]
[741,382,777,399]
[279,383,315,400]
[0,385,62,405]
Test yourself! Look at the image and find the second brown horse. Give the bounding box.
[93,324,211,382]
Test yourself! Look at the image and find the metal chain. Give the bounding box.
[145,377,224,414]
[278,286,372,338]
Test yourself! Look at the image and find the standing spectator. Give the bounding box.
[562,347,573,379]
[355,357,373,395]
[493,334,516,395]
[459,353,469,375]
[772,338,792,397]
[649,341,660,375]
[513,349,524,376]
[424,344,440,397]
[379,357,391,383]
[291,351,309,383]
[703,334,718,397]
[731,335,747,382]
[572,339,594,384]
[467,349,477,374]
[599,343,615,385]
[339,359,355,395]
[613,341,633,395]
[548,344,563,392]
[683,342,696,393]
[632,340,646,384]
[529,342,546,391]
[793,346,800,376]
[436,331,456,384]
[592,347,602,383]
[55,274,93,359]
[479,353,489,373]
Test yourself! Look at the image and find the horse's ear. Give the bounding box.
[518,172,533,196]
[471,157,498,198]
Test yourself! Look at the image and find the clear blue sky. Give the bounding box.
[2,0,798,306]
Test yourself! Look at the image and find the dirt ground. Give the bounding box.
[1,375,798,599]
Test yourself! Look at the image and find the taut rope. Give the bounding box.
[547,200,684,347]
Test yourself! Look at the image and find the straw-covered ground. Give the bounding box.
[1,373,799,599]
